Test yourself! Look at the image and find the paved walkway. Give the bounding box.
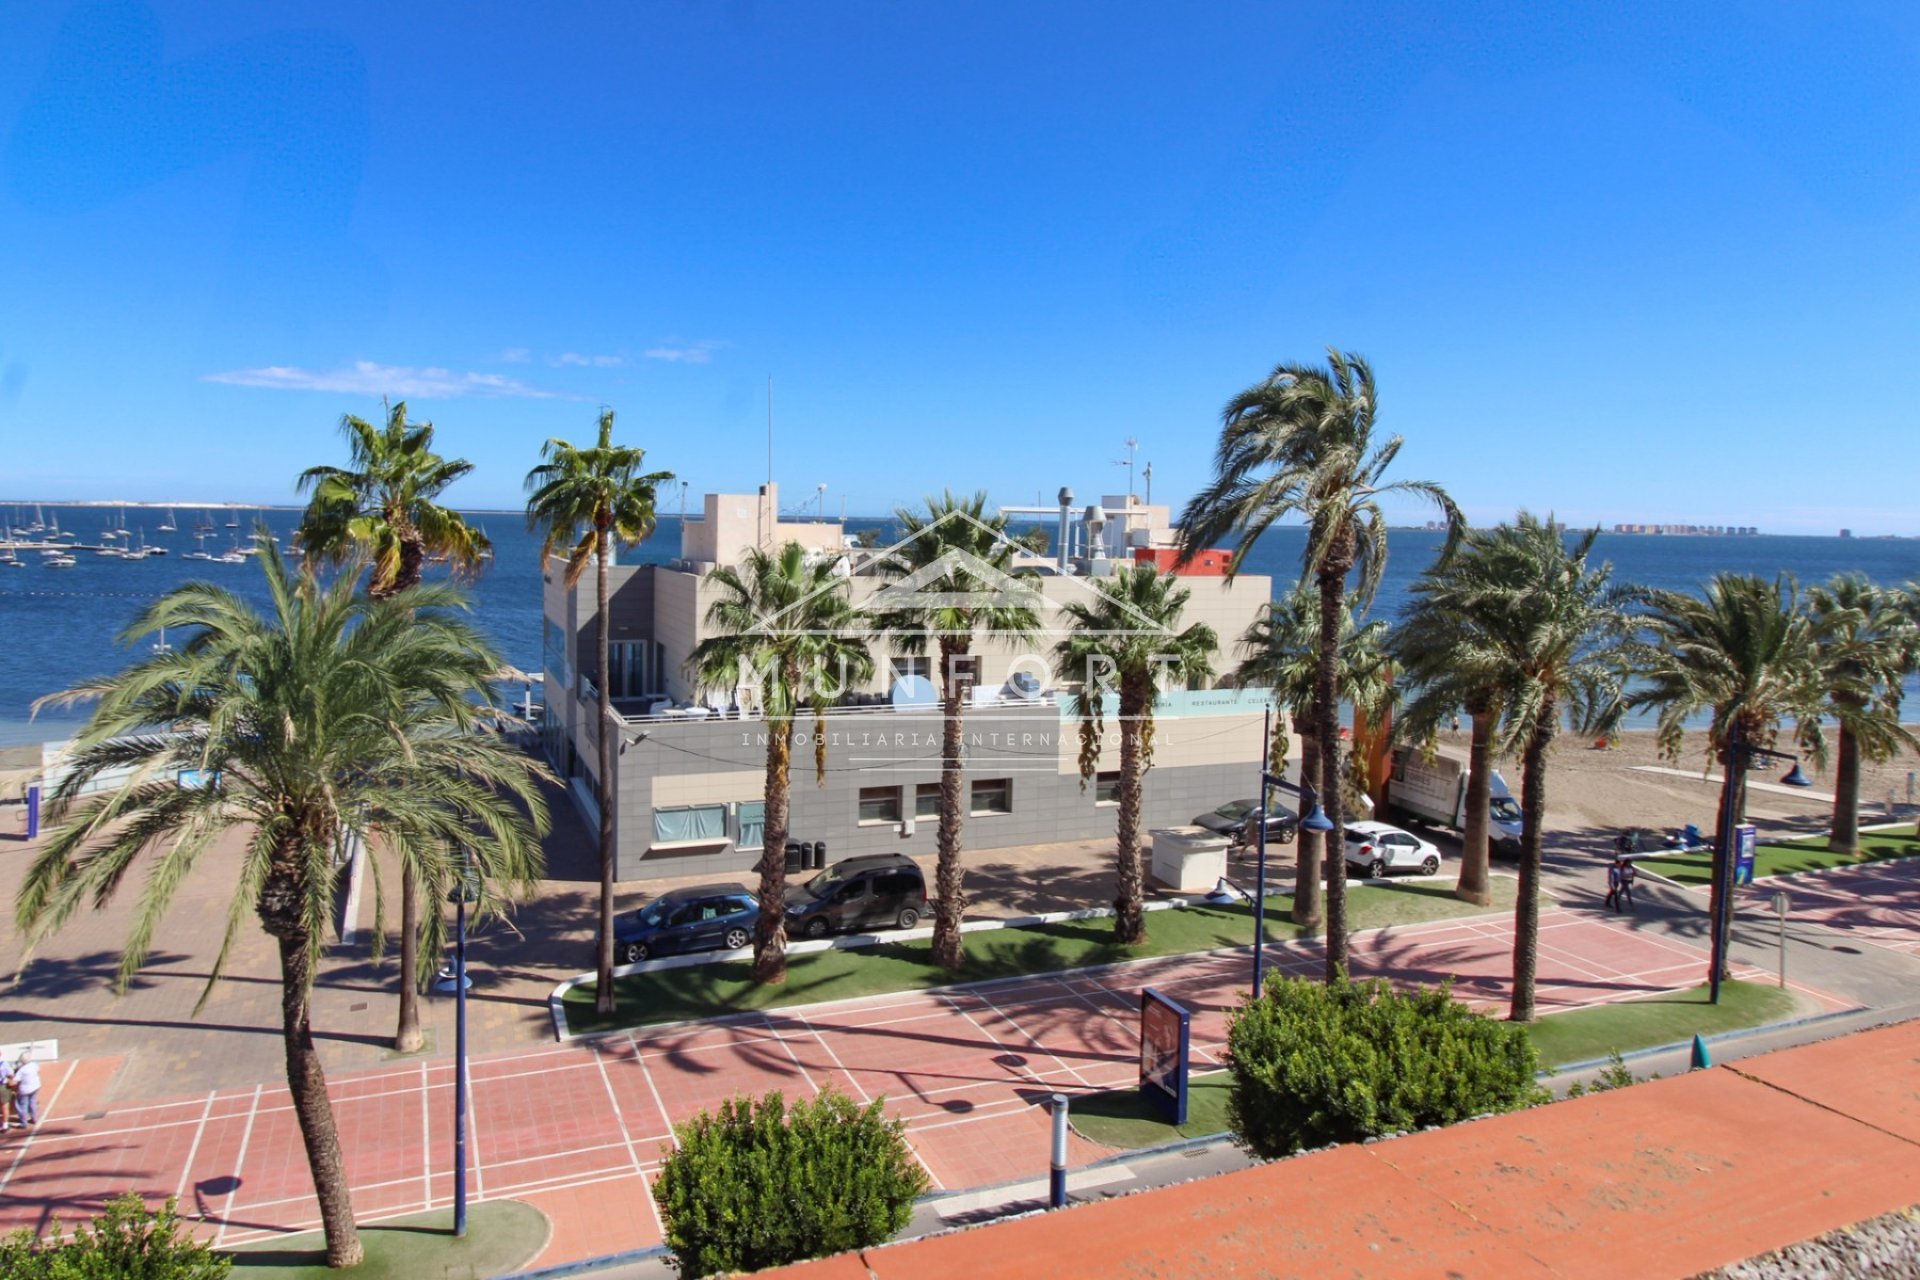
[0,906,1802,1270]
[770,1018,1920,1280]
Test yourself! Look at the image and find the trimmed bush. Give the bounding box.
[653,1086,929,1277]
[0,1193,230,1278]
[1226,976,1545,1159]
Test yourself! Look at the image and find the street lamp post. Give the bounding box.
[1251,709,1334,1000]
[448,857,481,1236]
[1708,720,1811,1004]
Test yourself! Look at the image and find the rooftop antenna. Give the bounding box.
[766,377,774,489]
[1142,461,1153,506]
[816,482,828,518]
[1114,436,1139,500]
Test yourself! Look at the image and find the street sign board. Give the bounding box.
[1733,824,1758,885]
[1139,987,1191,1125]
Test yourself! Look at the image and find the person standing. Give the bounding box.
[1606,855,1636,913]
[11,1058,41,1127]
[0,1060,12,1134]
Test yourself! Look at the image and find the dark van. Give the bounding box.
[785,854,930,939]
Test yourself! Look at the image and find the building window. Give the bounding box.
[609,640,655,699]
[890,657,929,692]
[737,801,766,851]
[858,786,903,825]
[947,655,981,690]
[971,778,1012,816]
[914,782,941,819]
[653,804,726,844]
[1094,771,1122,805]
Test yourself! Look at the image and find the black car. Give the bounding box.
[612,883,759,964]
[785,854,930,939]
[1193,798,1299,847]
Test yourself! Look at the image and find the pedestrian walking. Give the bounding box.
[1605,855,1636,913]
[0,1060,12,1134]
[11,1058,41,1127]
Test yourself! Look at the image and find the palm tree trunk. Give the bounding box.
[1508,697,1554,1023]
[1114,678,1148,945]
[1316,568,1350,979]
[755,714,794,985]
[278,932,363,1268]
[594,534,617,1017]
[393,874,423,1052]
[932,638,968,970]
[1831,723,1861,855]
[391,530,427,1045]
[1456,704,1495,908]
[1291,718,1323,934]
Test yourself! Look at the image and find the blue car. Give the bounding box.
[612,883,759,964]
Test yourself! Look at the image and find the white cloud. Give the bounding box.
[498,347,532,364]
[644,340,725,364]
[203,360,583,400]
[552,352,627,368]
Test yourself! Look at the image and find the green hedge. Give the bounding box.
[0,1194,229,1279]
[1227,976,1545,1159]
[653,1087,929,1277]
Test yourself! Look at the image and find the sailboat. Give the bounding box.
[225,509,239,528]
[184,531,215,561]
[0,543,23,568]
[158,508,178,533]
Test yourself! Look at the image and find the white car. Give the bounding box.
[1342,821,1443,878]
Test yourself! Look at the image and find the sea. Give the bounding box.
[2,504,1916,748]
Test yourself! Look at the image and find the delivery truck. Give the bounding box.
[1386,745,1525,857]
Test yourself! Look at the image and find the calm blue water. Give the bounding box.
[2,506,1916,746]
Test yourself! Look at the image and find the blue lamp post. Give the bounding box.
[1250,709,1334,1001]
[447,857,481,1236]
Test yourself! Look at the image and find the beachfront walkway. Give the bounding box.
[0,906,1830,1270]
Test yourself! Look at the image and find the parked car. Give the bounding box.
[785,854,930,938]
[612,883,758,964]
[1192,798,1299,848]
[1341,821,1443,878]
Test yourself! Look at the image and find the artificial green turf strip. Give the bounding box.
[1527,980,1801,1069]
[1068,1070,1234,1150]
[1633,824,1920,887]
[563,876,1525,1037]
[225,1200,547,1278]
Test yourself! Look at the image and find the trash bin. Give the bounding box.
[801,841,816,871]
[811,840,827,870]
[785,840,804,872]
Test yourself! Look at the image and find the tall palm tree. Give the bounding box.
[298,400,493,1053]
[297,400,490,600]
[1391,514,1630,1021]
[687,542,873,984]
[1234,587,1393,930]
[1391,552,1514,909]
[1627,572,1832,980]
[525,409,673,1016]
[871,491,1041,970]
[1054,566,1216,944]
[16,545,548,1269]
[1807,575,1918,854]
[1180,349,1458,977]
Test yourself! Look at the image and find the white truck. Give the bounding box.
[1386,746,1526,857]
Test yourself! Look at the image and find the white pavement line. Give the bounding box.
[940,991,1077,1092]
[464,1053,484,1200]
[792,1014,871,1104]
[173,1090,218,1201]
[934,1164,1136,1217]
[768,1024,824,1097]
[418,1061,431,1210]
[905,1099,1036,1134]
[212,1085,262,1248]
[969,984,1096,1088]
[0,1058,78,1197]
[593,1046,646,1175]
[634,1042,680,1152]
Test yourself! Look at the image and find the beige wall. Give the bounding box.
[679,484,846,568]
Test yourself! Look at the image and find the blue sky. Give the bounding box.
[1,2,1916,532]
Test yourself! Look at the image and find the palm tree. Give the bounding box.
[1234,587,1393,931]
[1807,575,1918,854]
[871,491,1041,969]
[1180,349,1458,977]
[297,400,493,1053]
[525,409,673,1017]
[1392,514,1630,1020]
[298,400,490,600]
[687,542,873,984]
[1627,572,1833,982]
[16,545,548,1269]
[1054,566,1216,944]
